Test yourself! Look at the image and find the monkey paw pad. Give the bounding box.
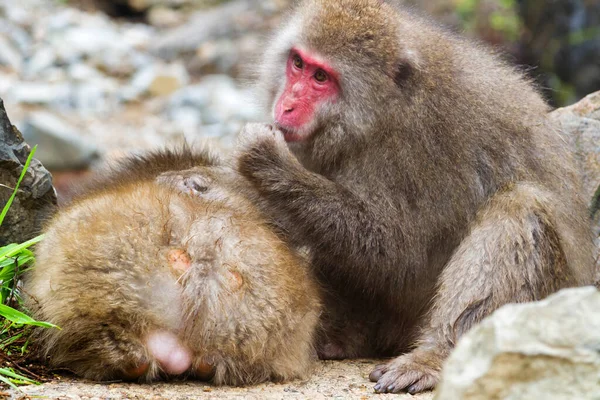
[369,353,440,394]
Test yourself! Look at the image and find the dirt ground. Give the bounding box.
[4,360,435,400]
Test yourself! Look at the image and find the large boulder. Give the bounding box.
[0,99,57,245]
[435,287,600,400]
[550,90,600,206]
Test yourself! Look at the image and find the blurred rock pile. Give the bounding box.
[0,0,287,173]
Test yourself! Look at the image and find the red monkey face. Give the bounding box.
[274,47,339,142]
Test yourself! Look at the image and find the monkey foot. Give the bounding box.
[146,331,192,375]
[317,342,347,360]
[193,359,216,381]
[369,352,440,394]
[122,362,150,380]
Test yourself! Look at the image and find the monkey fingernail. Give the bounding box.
[407,384,418,395]
[373,383,382,392]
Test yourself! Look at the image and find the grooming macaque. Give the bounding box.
[24,148,321,385]
[237,0,595,393]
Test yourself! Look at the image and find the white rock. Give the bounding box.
[7,82,71,106]
[25,47,57,77]
[436,287,600,400]
[67,63,103,82]
[0,35,23,71]
[125,62,189,100]
[20,111,100,170]
[168,106,203,136]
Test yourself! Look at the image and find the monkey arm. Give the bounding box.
[237,129,405,293]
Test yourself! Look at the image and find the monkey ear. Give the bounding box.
[393,49,421,87]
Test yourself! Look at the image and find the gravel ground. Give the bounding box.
[5,360,435,400]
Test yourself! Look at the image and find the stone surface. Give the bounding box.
[550,90,600,204]
[435,287,600,400]
[20,111,100,170]
[550,90,600,263]
[0,98,56,246]
[7,360,434,400]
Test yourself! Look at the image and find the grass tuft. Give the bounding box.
[0,145,57,388]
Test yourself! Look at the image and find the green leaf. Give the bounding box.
[0,145,37,227]
[0,304,59,329]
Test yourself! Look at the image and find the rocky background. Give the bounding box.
[0,0,599,205]
[1,0,600,398]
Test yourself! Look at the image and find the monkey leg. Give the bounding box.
[371,183,579,394]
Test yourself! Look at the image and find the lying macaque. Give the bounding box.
[24,147,321,385]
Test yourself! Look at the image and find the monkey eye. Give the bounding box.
[293,54,303,69]
[314,69,328,83]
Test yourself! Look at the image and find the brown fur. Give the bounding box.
[238,0,595,393]
[24,147,321,385]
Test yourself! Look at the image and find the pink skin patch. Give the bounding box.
[146,331,192,375]
[226,270,244,291]
[167,248,191,277]
[275,47,339,142]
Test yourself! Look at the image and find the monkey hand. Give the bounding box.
[369,350,441,394]
[236,123,302,188]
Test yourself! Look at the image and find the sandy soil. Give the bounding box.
[5,360,435,400]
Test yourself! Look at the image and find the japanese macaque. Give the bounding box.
[24,148,321,385]
[236,0,595,394]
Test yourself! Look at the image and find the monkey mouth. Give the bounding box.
[276,124,306,142]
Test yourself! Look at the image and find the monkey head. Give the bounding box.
[259,0,419,159]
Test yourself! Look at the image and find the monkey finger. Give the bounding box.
[373,369,421,393]
[407,374,438,395]
[372,352,440,394]
[368,363,387,382]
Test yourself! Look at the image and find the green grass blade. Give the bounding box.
[0,304,59,329]
[0,235,44,259]
[0,367,39,385]
[0,145,37,227]
[0,371,18,389]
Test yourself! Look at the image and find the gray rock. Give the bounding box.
[435,287,600,400]
[124,62,189,100]
[0,18,32,55]
[20,111,100,170]
[550,91,600,261]
[0,98,56,246]
[7,82,72,107]
[550,90,600,203]
[24,47,57,78]
[151,0,251,60]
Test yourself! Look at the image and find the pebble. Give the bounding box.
[0,0,279,163]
